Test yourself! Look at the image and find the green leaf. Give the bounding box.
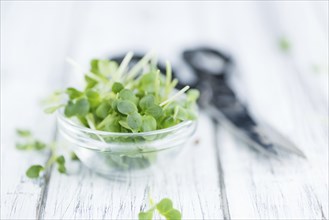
[164,209,181,220]
[117,100,137,115]
[186,89,200,103]
[86,90,100,108]
[111,99,119,112]
[90,59,101,75]
[138,210,154,220]
[162,116,177,128]
[85,75,98,89]
[91,59,118,77]
[64,97,90,117]
[145,104,163,119]
[112,82,124,93]
[118,89,137,103]
[16,129,31,137]
[33,140,46,150]
[186,109,197,120]
[104,118,121,132]
[16,140,46,151]
[66,87,83,99]
[156,198,181,220]
[156,198,173,214]
[279,37,290,52]
[57,164,66,174]
[173,106,188,121]
[141,115,157,132]
[70,152,79,161]
[64,101,76,117]
[139,95,155,111]
[98,60,116,76]
[75,98,90,116]
[127,112,142,131]
[44,104,64,114]
[56,155,65,165]
[56,155,66,173]
[95,102,111,119]
[16,143,31,150]
[139,72,157,93]
[119,120,132,131]
[26,165,44,178]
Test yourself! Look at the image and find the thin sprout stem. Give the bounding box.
[151,54,158,69]
[114,51,134,81]
[173,106,179,120]
[160,85,190,107]
[154,70,160,101]
[97,114,112,130]
[44,142,57,169]
[125,51,154,81]
[66,57,107,83]
[165,61,172,99]
[86,114,106,143]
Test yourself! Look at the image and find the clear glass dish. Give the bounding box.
[56,110,197,179]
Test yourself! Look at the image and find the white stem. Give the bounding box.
[114,51,134,81]
[66,57,106,83]
[125,50,154,81]
[160,85,190,107]
[165,61,172,98]
[86,114,106,143]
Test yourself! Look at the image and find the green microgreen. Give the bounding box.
[127,112,142,131]
[112,82,124,93]
[70,152,80,161]
[138,197,182,220]
[15,129,77,178]
[26,165,44,178]
[117,100,138,115]
[16,129,32,137]
[279,37,290,53]
[44,52,198,134]
[16,129,46,151]
[56,155,66,173]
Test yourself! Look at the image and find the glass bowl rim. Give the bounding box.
[57,109,196,137]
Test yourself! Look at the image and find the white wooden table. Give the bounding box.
[1,1,328,219]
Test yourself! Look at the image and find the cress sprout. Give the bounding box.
[45,52,199,133]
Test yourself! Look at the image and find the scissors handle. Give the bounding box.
[183,47,232,79]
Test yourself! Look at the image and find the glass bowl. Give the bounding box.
[56,110,197,179]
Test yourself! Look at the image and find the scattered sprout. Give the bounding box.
[26,165,44,178]
[279,37,290,52]
[139,198,182,220]
[15,129,73,178]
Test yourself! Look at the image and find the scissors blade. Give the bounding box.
[206,103,306,158]
[254,122,306,158]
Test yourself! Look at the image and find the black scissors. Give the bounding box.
[111,48,305,158]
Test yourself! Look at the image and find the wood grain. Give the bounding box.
[1,2,78,219]
[215,2,328,219]
[1,1,328,219]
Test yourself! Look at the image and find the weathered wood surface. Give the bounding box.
[1,1,328,219]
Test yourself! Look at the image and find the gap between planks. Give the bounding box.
[213,122,231,220]
[34,4,92,218]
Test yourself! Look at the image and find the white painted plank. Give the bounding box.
[214,2,328,219]
[1,2,78,219]
[217,127,328,219]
